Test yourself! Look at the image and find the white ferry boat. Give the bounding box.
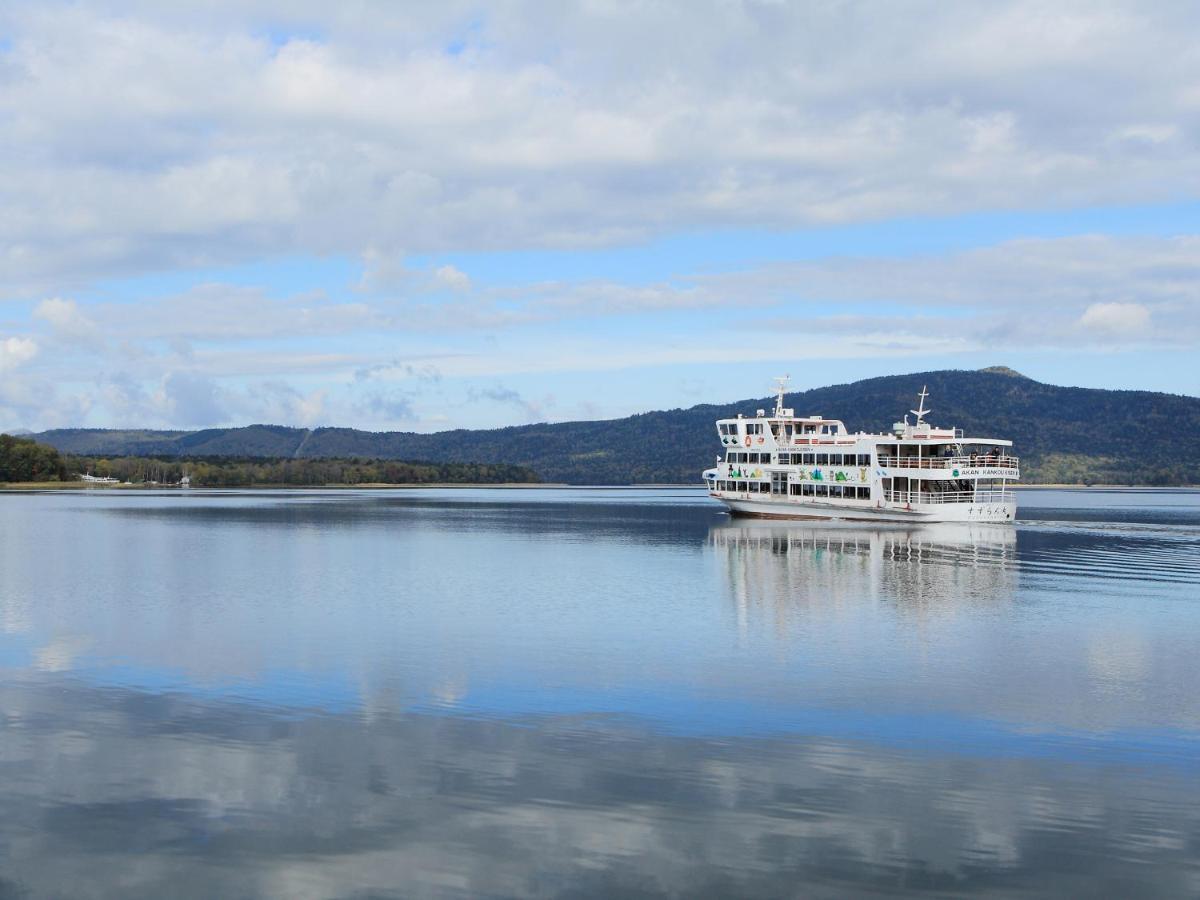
[703,378,1018,523]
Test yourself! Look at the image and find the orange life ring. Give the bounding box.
[757,437,764,444]
[743,436,751,447]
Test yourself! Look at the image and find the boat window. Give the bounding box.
[857,454,871,466]
[801,453,815,465]
[816,484,828,497]
[829,453,842,465]
[816,453,829,465]
[790,484,802,496]
[802,484,815,496]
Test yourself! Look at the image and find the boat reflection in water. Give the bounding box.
[709,520,1017,632]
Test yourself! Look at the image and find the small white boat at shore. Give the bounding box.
[703,378,1018,523]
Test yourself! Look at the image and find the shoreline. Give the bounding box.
[0,481,555,491]
[3,481,1197,492]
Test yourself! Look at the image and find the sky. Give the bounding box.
[1,0,1198,433]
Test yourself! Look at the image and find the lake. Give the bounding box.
[1,487,1198,898]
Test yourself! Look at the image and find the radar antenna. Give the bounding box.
[773,375,790,416]
[910,385,931,425]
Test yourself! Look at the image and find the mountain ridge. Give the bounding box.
[26,369,1200,485]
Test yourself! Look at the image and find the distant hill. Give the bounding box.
[30,369,1200,485]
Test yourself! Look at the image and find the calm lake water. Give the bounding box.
[1,487,1198,898]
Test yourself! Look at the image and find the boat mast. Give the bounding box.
[773,375,790,417]
[910,385,930,425]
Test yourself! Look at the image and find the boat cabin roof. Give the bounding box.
[717,382,1012,447]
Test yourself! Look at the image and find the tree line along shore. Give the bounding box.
[0,435,539,487]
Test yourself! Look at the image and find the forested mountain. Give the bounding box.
[30,368,1200,485]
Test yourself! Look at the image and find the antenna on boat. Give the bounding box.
[773,375,790,416]
[910,385,931,425]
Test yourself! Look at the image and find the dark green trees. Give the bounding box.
[0,435,67,482]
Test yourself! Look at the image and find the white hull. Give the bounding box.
[716,495,1016,523]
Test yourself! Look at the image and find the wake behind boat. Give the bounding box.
[703,378,1018,523]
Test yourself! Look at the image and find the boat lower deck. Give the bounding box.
[716,494,1016,523]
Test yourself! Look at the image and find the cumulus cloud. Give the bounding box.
[2,2,1199,290]
[249,381,328,426]
[0,337,39,371]
[1079,301,1151,333]
[359,389,416,423]
[434,265,470,291]
[158,372,229,427]
[468,384,548,421]
[32,297,105,348]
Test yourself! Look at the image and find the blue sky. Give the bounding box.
[1,2,1198,432]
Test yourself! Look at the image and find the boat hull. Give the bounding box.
[715,495,1016,523]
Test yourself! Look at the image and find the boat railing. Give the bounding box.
[878,455,1019,470]
[884,489,1015,506]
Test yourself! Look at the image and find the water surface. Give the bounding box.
[1,487,1198,897]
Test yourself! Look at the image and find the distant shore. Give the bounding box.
[0,481,555,491]
[3,481,1196,492]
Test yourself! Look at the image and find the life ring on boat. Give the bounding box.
[743,436,751,447]
[757,437,764,444]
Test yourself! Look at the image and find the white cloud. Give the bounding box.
[2,2,1200,291]
[0,337,39,371]
[157,371,228,427]
[32,297,104,346]
[1079,301,1151,333]
[434,265,470,291]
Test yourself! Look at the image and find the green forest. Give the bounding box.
[0,436,538,486]
[0,434,69,482]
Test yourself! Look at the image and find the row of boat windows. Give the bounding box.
[794,484,872,499]
[726,452,873,466]
[728,452,771,463]
[714,481,872,499]
[718,422,832,436]
[719,422,765,435]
